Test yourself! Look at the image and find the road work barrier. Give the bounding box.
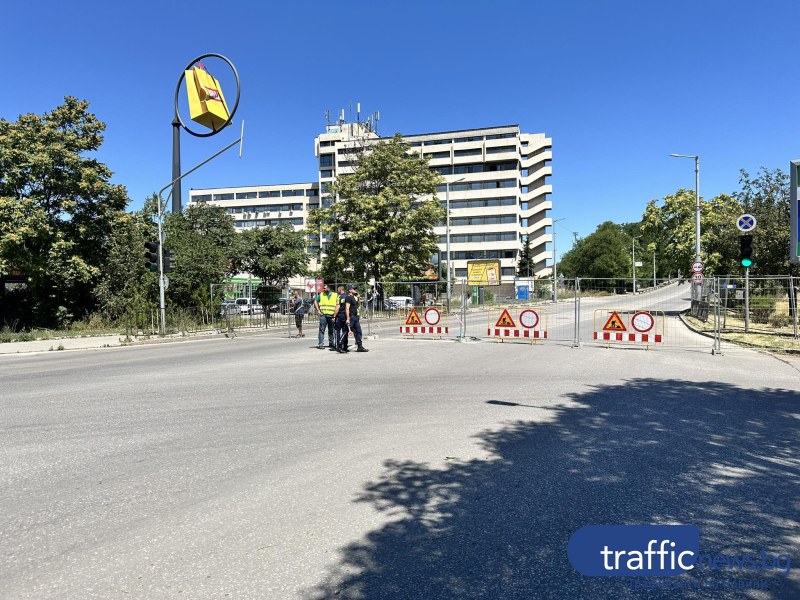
[593,309,664,346]
[487,307,548,342]
[400,306,449,337]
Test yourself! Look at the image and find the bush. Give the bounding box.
[768,313,792,328]
[750,295,776,324]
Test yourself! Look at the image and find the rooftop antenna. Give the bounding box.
[357,102,361,123]
[339,109,345,125]
[325,110,331,126]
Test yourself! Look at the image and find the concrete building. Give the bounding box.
[189,119,552,283]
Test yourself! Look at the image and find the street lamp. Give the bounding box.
[552,217,566,302]
[445,177,465,313]
[669,153,701,263]
[631,236,640,294]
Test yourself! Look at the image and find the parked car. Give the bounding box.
[220,300,241,316]
[386,296,414,309]
[235,298,264,315]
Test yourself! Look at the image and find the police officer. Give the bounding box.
[332,286,349,353]
[314,284,337,349]
[345,284,368,352]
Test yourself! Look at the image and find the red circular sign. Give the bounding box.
[519,309,539,328]
[631,311,654,333]
[424,308,441,326]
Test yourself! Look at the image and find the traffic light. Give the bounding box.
[163,249,175,273]
[144,241,159,272]
[739,234,754,268]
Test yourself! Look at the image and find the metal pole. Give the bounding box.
[172,118,182,215]
[632,238,637,294]
[744,266,750,332]
[653,251,656,288]
[446,181,451,314]
[573,277,581,348]
[553,225,558,302]
[156,195,166,336]
[791,276,798,340]
[694,156,701,262]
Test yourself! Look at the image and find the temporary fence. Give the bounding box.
[125,275,800,352]
[365,275,800,353]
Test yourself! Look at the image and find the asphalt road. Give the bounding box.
[1,334,799,599]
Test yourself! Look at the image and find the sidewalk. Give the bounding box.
[0,334,127,355]
[0,325,298,356]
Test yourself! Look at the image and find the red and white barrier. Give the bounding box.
[401,326,448,335]
[488,328,548,339]
[594,331,662,343]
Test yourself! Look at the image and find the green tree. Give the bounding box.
[235,223,309,286]
[558,221,631,278]
[309,134,444,287]
[164,203,237,307]
[0,97,129,325]
[641,189,742,277]
[94,205,159,318]
[517,236,535,277]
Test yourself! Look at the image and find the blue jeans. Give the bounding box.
[318,314,334,347]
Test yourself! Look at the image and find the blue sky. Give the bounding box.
[3,1,798,257]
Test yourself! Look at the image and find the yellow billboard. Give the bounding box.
[185,65,231,132]
[467,260,501,286]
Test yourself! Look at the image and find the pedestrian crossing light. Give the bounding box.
[739,234,754,268]
[144,241,159,272]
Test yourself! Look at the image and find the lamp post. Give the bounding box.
[552,217,566,302]
[445,177,465,313]
[670,153,701,297]
[631,236,640,293]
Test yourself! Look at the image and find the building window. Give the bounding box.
[454,148,482,157]
[306,189,318,196]
[423,151,450,159]
[192,194,211,202]
[320,154,334,167]
[486,145,516,154]
[486,133,517,140]
[235,191,258,199]
[320,169,333,178]
[259,190,281,198]
[213,193,234,201]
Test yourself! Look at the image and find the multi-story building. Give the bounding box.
[189,119,552,283]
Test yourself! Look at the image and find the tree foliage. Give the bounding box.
[163,203,238,308]
[517,236,535,277]
[235,223,309,286]
[558,221,632,278]
[95,202,158,318]
[0,97,129,325]
[309,134,444,284]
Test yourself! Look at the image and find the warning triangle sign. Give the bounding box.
[602,311,627,332]
[495,309,516,328]
[405,308,422,325]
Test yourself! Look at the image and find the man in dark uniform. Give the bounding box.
[332,285,350,353]
[345,285,368,352]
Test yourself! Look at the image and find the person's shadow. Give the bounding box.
[305,379,800,599]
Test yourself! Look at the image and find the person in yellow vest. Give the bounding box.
[314,284,338,349]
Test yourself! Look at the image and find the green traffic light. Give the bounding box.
[741,258,752,268]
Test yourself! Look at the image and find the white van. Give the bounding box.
[235,298,264,315]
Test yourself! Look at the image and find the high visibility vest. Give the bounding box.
[318,292,337,315]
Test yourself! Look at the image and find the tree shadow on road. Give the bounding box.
[305,379,800,600]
